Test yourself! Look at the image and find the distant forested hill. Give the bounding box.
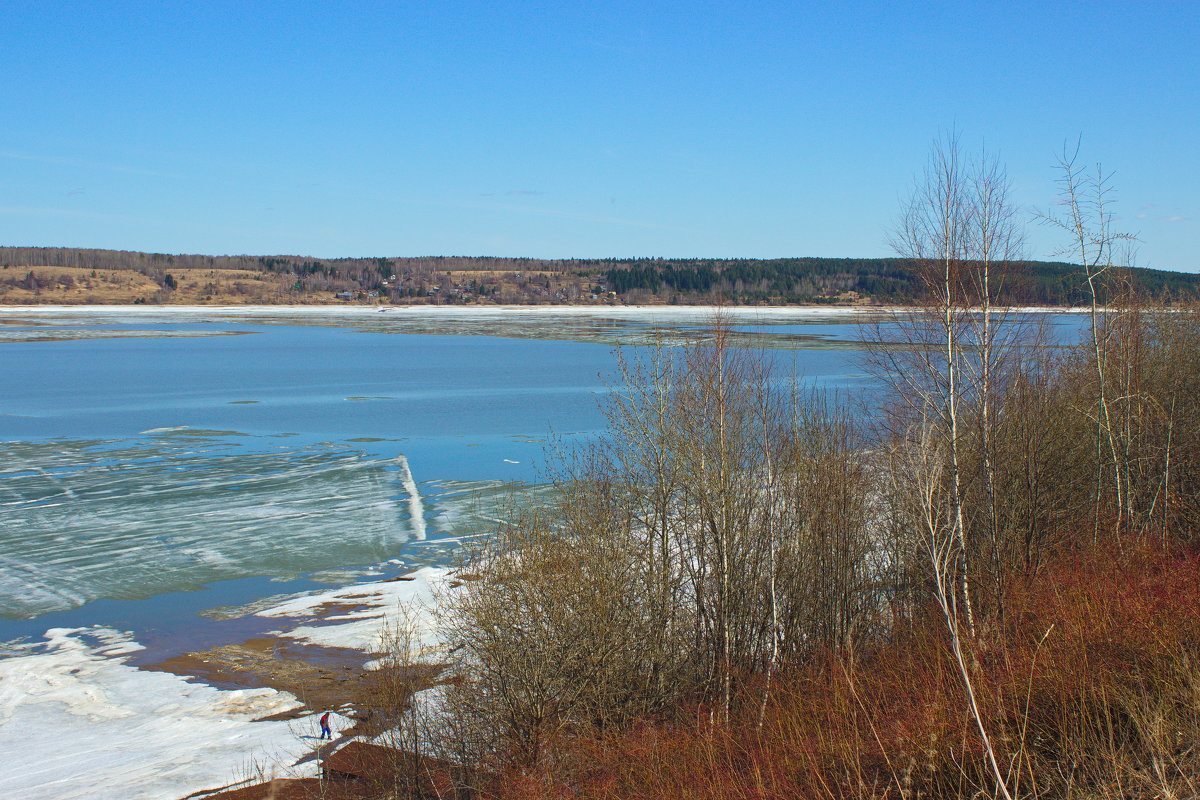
[597,257,1200,305]
[0,247,1195,306]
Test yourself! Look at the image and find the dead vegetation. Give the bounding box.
[0,265,308,305]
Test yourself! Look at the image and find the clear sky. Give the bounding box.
[2,1,1196,269]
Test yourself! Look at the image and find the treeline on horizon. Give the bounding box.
[2,246,1198,306]
[595,256,1200,305]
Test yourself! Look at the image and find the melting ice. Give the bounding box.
[0,433,423,620]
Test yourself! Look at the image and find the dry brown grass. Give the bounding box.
[0,264,619,306]
[0,265,348,305]
[480,542,1200,800]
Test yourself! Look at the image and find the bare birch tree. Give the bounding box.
[1042,141,1138,534]
[897,426,1014,800]
[881,135,973,634]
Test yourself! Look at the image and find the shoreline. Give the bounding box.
[0,304,1092,346]
[0,302,1091,313]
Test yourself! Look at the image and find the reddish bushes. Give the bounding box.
[491,542,1200,800]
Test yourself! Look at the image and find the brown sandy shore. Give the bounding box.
[159,570,463,800]
[143,580,433,731]
[149,631,374,725]
[149,630,378,800]
[145,570,455,743]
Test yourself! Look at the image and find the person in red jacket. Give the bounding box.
[319,711,332,740]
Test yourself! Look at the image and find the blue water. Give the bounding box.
[0,325,614,478]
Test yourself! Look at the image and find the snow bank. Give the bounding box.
[0,627,318,800]
[257,566,450,657]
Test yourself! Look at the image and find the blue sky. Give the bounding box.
[2,1,1196,269]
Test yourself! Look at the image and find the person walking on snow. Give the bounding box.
[319,711,333,740]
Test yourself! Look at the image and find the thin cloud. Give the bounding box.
[1165,215,1187,222]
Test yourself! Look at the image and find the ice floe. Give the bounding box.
[0,566,454,799]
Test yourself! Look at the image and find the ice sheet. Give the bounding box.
[0,436,408,619]
[0,304,898,347]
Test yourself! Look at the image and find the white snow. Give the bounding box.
[0,303,1084,326]
[397,455,427,541]
[0,304,897,340]
[0,304,882,321]
[257,566,450,657]
[0,627,317,800]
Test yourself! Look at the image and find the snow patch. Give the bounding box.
[0,626,317,800]
[257,567,450,656]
